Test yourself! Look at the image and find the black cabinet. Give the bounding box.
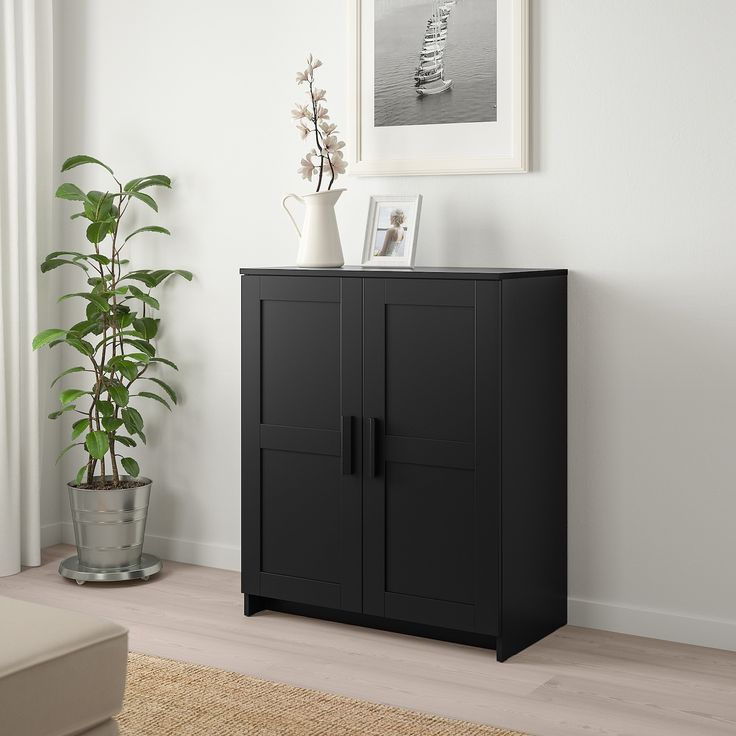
[241,267,567,661]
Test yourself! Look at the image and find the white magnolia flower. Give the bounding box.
[296,122,311,139]
[291,104,310,120]
[295,69,309,84]
[312,58,323,69]
[329,151,348,175]
[320,122,337,136]
[323,135,345,155]
[316,104,330,120]
[312,88,327,103]
[298,156,315,181]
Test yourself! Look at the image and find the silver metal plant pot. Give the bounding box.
[68,475,152,570]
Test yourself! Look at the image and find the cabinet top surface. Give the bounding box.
[239,266,567,280]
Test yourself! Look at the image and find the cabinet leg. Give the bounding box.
[244,594,266,617]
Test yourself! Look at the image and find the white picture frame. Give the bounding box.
[348,0,529,176]
[361,195,423,268]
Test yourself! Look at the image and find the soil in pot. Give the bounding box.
[72,479,148,490]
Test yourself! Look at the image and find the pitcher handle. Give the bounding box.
[282,193,304,237]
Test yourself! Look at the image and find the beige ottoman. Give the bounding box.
[0,596,128,736]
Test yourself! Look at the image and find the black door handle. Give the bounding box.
[367,417,377,479]
[341,416,352,475]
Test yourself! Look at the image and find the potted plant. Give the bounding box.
[282,54,349,268]
[33,155,191,581]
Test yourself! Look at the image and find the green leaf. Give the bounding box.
[124,175,171,192]
[58,292,109,311]
[143,377,177,404]
[149,268,193,284]
[49,405,75,419]
[86,220,111,244]
[65,337,95,356]
[121,407,144,435]
[149,357,178,370]
[84,190,115,221]
[120,272,158,288]
[57,442,84,464]
[106,355,128,367]
[60,388,89,405]
[82,253,111,265]
[86,302,105,321]
[127,352,152,364]
[128,190,158,211]
[40,258,88,273]
[133,317,158,340]
[51,366,87,389]
[61,155,114,175]
[114,435,137,448]
[94,330,144,351]
[55,183,86,201]
[102,417,124,432]
[108,383,129,407]
[126,339,156,357]
[116,360,139,381]
[148,269,172,285]
[85,430,109,460]
[75,465,87,485]
[124,226,171,244]
[47,250,87,259]
[67,320,98,338]
[72,418,89,440]
[33,328,66,350]
[121,457,140,477]
[96,400,114,417]
[136,391,171,411]
[127,285,160,310]
[117,312,136,329]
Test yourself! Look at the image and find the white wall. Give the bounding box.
[50,1,736,651]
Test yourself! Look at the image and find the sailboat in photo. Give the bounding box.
[414,0,457,96]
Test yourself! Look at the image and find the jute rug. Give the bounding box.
[118,652,528,736]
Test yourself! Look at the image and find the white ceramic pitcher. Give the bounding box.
[282,188,345,268]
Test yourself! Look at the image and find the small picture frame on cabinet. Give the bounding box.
[361,195,422,269]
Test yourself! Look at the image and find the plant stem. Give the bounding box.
[308,76,325,192]
[326,152,336,190]
[107,185,125,487]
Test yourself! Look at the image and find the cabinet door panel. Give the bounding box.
[364,278,499,634]
[385,462,475,605]
[385,304,475,442]
[261,449,341,582]
[242,276,362,612]
[261,299,340,430]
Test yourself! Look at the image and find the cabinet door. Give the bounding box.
[363,278,499,634]
[242,275,362,611]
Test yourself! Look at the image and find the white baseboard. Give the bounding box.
[569,597,736,652]
[46,525,736,651]
[59,522,240,571]
[41,522,63,548]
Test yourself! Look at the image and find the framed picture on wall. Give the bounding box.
[361,195,422,268]
[348,0,529,176]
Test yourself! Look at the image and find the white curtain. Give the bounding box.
[0,0,52,576]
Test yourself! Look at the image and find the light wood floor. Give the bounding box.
[1,545,735,736]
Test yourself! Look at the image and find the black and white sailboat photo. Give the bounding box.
[374,0,497,127]
[414,1,455,96]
